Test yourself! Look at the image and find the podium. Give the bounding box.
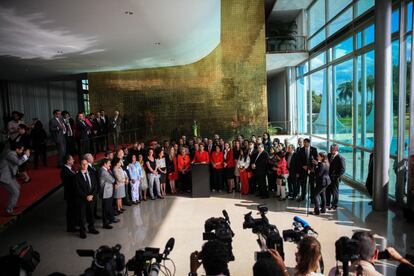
[191,163,210,198]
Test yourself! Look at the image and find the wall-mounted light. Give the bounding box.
[125,11,134,15]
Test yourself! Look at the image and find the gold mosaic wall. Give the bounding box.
[88,0,267,140]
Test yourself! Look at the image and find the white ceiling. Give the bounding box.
[0,0,221,80]
[266,52,308,75]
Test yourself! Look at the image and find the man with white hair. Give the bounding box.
[84,153,101,219]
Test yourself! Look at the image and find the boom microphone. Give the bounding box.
[293,216,318,234]
[163,238,175,258]
[223,210,230,224]
[76,249,95,257]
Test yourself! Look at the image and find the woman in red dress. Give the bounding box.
[192,144,210,163]
[237,149,250,195]
[166,147,178,194]
[210,145,224,192]
[177,147,191,192]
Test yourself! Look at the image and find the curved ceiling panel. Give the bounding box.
[0,0,221,80]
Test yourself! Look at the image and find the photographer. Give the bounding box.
[257,237,323,276]
[330,231,414,276]
[253,249,288,276]
[189,240,230,276]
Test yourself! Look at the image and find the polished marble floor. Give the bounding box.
[0,184,413,275]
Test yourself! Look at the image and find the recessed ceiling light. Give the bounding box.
[153,42,161,46]
[57,50,64,54]
[125,11,134,15]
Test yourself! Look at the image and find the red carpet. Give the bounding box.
[0,151,111,228]
[0,143,131,228]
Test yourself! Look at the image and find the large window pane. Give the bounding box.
[332,36,353,60]
[405,35,412,157]
[332,59,353,143]
[309,0,326,36]
[356,50,375,149]
[340,144,354,179]
[309,29,326,49]
[310,69,327,137]
[355,149,371,183]
[391,39,399,156]
[328,0,352,20]
[296,62,308,77]
[327,7,353,36]
[356,0,374,17]
[407,2,413,33]
[297,77,308,134]
[392,9,400,34]
[310,52,326,71]
[356,24,374,49]
[311,136,328,153]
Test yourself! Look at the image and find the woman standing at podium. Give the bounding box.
[177,147,191,192]
[211,145,224,192]
[192,143,210,163]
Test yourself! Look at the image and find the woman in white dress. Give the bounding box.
[127,154,142,204]
[138,154,148,201]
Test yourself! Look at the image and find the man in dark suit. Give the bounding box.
[327,144,346,210]
[61,155,78,232]
[49,110,66,167]
[110,111,122,149]
[286,144,299,199]
[100,110,110,151]
[296,138,318,201]
[84,153,101,219]
[251,144,269,198]
[76,158,99,239]
[62,111,76,156]
[76,113,91,156]
[247,141,258,194]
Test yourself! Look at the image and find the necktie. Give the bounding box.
[84,173,91,189]
[306,148,309,160]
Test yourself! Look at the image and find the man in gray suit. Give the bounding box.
[49,109,67,168]
[99,158,118,228]
[0,142,30,214]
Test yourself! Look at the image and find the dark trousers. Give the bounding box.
[102,197,114,226]
[256,173,268,197]
[79,200,96,234]
[326,178,339,207]
[212,169,223,191]
[267,171,276,192]
[179,172,191,191]
[249,174,256,194]
[66,199,79,231]
[66,136,76,156]
[56,141,66,167]
[33,145,47,169]
[313,184,327,212]
[288,174,297,197]
[123,184,131,203]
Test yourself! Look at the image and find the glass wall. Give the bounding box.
[296,1,413,204]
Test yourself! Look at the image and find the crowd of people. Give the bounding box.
[190,232,414,276]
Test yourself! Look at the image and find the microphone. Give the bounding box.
[222,210,230,224]
[76,249,95,257]
[163,237,175,258]
[293,216,318,234]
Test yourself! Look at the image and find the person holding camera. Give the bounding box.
[0,142,30,215]
[311,152,330,215]
[329,231,414,276]
[262,236,323,276]
[189,240,230,276]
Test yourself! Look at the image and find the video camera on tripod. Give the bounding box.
[77,238,175,276]
[243,205,284,260]
[202,210,235,261]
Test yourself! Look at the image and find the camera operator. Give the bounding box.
[189,240,230,276]
[257,236,323,276]
[329,231,414,276]
[253,249,288,276]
